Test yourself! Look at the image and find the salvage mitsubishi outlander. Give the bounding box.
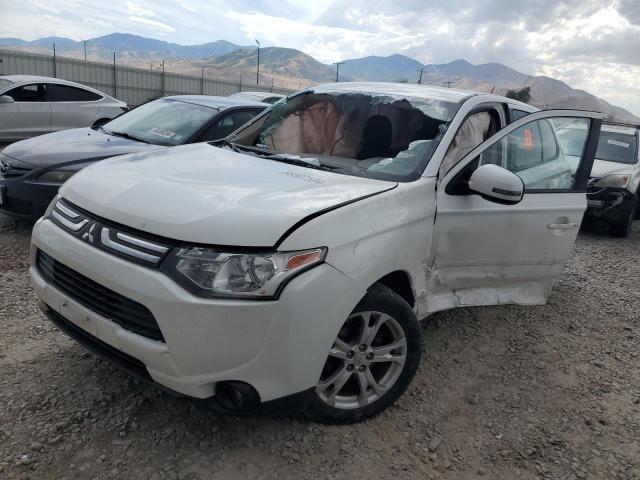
[30,83,602,423]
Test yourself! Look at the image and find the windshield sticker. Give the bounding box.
[607,139,630,148]
[149,127,176,139]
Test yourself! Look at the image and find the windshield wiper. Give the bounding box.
[218,141,346,173]
[262,153,343,172]
[106,130,149,144]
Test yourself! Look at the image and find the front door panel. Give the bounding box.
[428,110,601,313]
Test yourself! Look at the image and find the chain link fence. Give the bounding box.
[0,49,296,106]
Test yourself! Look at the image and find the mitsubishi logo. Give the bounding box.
[81,223,98,244]
[0,160,10,176]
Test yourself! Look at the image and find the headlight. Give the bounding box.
[162,247,327,299]
[38,170,75,184]
[591,174,631,189]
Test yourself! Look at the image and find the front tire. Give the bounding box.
[610,193,637,238]
[307,283,423,424]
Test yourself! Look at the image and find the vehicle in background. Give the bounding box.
[230,91,285,104]
[0,75,127,142]
[558,122,639,237]
[30,82,601,423]
[0,95,267,220]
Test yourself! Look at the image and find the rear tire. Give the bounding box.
[610,193,637,238]
[307,283,423,424]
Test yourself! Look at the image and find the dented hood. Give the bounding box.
[60,143,396,246]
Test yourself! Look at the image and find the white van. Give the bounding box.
[30,83,601,423]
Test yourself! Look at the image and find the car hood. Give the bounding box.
[590,159,636,179]
[61,143,397,246]
[2,128,163,168]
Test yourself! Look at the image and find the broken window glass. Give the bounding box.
[228,87,462,181]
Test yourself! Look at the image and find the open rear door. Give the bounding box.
[428,110,602,313]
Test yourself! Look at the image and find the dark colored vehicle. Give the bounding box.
[0,95,267,220]
[558,122,640,237]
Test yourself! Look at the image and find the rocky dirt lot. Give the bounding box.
[0,214,639,480]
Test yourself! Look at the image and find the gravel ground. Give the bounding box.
[0,214,639,480]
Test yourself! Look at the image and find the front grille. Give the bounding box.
[36,250,165,341]
[49,198,172,267]
[44,305,153,383]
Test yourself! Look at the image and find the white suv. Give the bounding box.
[30,83,601,423]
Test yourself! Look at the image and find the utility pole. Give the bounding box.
[255,39,260,85]
[417,67,424,85]
[52,43,56,78]
[112,52,117,98]
[333,61,345,82]
[201,67,204,94]
[83,40,87,61]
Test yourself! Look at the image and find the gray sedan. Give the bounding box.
[0,95,268,220]
[0,75,128,142]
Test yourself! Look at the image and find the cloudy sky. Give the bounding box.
[1,0,639,115]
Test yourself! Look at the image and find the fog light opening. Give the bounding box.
[215,381,260,412]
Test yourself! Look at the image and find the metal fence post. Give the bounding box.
[52,43,56,78]
[112,52,117,98]
[161,60,165,96]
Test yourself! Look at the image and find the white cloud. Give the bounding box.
[0,0,638,116]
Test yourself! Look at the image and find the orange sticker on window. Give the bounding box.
[523,128,534,151]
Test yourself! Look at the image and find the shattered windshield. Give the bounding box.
[226,89,461,181]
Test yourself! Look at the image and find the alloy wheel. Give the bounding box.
[315,310,407,410]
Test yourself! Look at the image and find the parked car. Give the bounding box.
[230,91,285,104]
[0,95,268,220]
[557,122,639,237]
[0,75,127,142]
[29,82,601,423]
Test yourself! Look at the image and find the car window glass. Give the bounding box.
[478,117,591,191]
[6,84,46,102]
[203,110,260,141]
[595,130,638,165]
[102,99,219,146]
[440,111,498,178]
[48,84,102,102]
[510,109,530,121]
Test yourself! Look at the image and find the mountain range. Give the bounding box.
[1,33,637,123]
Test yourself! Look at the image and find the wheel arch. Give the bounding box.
[370,270,416,308]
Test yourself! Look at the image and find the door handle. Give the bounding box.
[547,222,579,230]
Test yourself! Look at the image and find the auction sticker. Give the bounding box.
[607,139,630,148]
[149,127,176,139]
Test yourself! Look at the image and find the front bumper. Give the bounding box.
[30,218,364,403]
[586,187,635,222]
[0,176,60,220]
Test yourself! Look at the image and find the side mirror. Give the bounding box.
[468,164,524,205]
[0,95,15,104]
[91,117,110,128]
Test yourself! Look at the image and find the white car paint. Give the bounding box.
[0,75,126,142]
[590,124,640,194]
[29,84,601,407]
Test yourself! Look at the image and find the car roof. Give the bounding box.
[309,81,477,103]
[163,95,269,109]
[0,75,122,102]
[232,91,285,98]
